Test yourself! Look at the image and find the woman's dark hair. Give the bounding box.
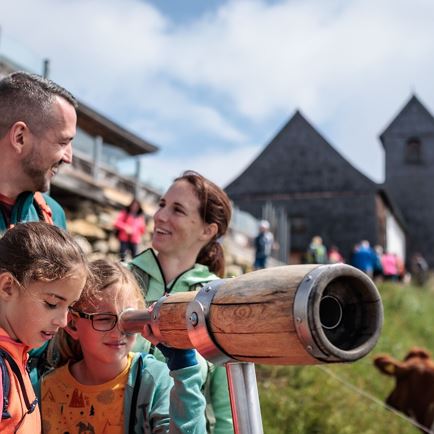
[175,170,232,277]
[125,198,144,216]
[0,221,88,285]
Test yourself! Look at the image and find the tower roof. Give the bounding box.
[380,94,434,147]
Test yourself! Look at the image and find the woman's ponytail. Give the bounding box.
[176,171,232,277]
[197,240,225,278]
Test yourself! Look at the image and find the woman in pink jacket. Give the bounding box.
[114,199,146,261]
[381,251,399,281]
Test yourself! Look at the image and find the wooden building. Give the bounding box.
[226,110,406,264]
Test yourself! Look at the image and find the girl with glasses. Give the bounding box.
[0,222,88,433]
[40,259,205,434]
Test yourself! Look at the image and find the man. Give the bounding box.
[0,71,78,387]
[306,235,328,264]
[0,71,77,231]
[351,240,376,277]
[253,220,274,269]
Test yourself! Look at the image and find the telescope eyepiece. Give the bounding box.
[319,295,343,330]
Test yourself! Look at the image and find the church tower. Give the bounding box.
[381,95,434,265]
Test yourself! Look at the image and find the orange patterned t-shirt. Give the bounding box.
[41,354,132,434]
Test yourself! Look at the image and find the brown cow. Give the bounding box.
[374,347,434,433]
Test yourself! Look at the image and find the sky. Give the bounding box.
[1,0,434,191]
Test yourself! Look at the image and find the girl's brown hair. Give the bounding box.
[175,170,232,277]
[0,221,88,285]
[52,259,145,366]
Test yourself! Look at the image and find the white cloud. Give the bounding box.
[138,144,262,191]
[2,0,434,186]
[164,0,434,119]
[129,80,247,144]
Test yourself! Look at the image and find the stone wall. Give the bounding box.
[64,199,277,277]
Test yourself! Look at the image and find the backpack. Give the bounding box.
[0,349,38,422]
[33,192,54,225]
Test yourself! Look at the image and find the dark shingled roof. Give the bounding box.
[226,110,375,197]
[380,94,434,146]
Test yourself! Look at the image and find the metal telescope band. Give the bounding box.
[293,265,332,359]
[186,279,264,434]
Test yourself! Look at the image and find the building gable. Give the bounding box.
[380,95,434,145]
[226,110,375,197]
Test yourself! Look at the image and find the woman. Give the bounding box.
[114,198,146,261]
[130,170,234,434]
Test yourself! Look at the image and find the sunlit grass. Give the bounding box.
[257,280,434,433]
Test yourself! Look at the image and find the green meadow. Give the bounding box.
[257,280,434,434]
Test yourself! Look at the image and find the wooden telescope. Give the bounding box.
[121,264,383,366]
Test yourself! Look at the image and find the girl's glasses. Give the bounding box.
[69,308,118,332]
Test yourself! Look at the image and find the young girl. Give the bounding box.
[40,259,206,433]
[0,222,88,433]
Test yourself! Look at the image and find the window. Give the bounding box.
[405,137,423,164]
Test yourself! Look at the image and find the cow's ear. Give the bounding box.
[374,356,400,376]
[405,347,431,361]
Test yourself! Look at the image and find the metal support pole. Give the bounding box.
[134,157,142,198]
[226,362,264,434]
[92,135,103,182]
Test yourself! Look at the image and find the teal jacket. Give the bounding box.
[130,248,219,302]
[0,191,66,232]
[124,352,206,433]
[130,249,234,434]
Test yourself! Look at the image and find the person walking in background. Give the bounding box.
[130,170,234,434]
[306,235,328,264]
[253,220,274,270]
[411,252,429,286]
[0,222,88,432]
[114,198,146,261]
[395,253,406,281]
[328,245,344,263]
[41,259,206,433]
[373,245,384,280]
[381,251,399,281]
[351,240,376,278]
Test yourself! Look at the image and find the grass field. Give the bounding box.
[256,279,434,434]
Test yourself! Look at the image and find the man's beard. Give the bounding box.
[21,152,60,193]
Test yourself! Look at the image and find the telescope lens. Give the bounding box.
[319,295,343,330]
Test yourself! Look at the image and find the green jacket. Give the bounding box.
[130,249,234,434]
[124,352,206,433]
[130,248,219,302]
[0,191,66,232]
